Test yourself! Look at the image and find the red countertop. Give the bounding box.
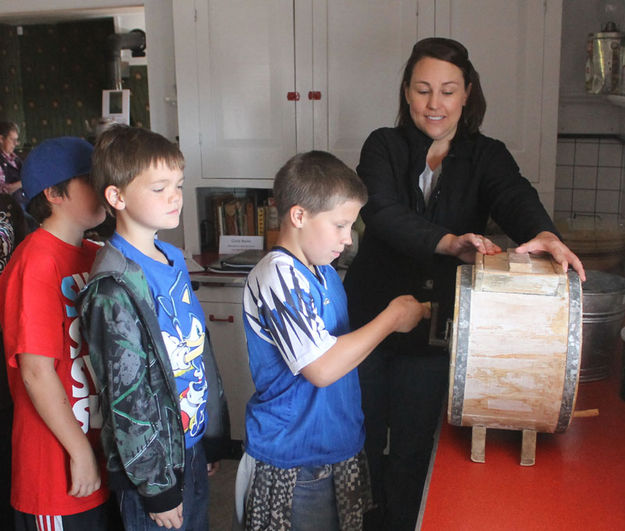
[420,359,625,530]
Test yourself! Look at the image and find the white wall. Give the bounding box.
[559,0,625,134]
[142,1,183,247]
[116,12,147,67]
[0,0,137,11]
[142,2,178,143]
[143,0,183,246]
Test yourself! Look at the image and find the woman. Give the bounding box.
[0,121,32,220]
[0,192,26,270]
[0,122,23,197]
[0,122,38,233]
[343,37,584,531]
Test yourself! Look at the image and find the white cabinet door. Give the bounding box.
[194,0,297,182]
[176,0,418,181]
[298,0,418,170]
[422,0,562,202]
[201,298,254,441]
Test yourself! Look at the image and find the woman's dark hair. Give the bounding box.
[0,121,19,137]
[396,37,486,134]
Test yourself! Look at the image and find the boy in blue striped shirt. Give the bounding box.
[235,151,430,530]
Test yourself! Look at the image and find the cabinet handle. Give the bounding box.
[287,91,300,101]
[209,314,234,323]
[308,91,321,100]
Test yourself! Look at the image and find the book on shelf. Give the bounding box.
[245,200,255,236]
[265,229,280,250]
[257,205,266,237]
[223,199,238,235]
[266,197,280,231]
[205,193,235,251]
[220,198,258,236]
[203,192,280,251]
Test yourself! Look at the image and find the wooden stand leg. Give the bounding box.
[520,429,537,466]
[471,425,486,463]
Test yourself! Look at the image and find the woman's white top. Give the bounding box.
[419,163,442,205]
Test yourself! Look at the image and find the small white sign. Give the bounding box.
[102,89,131,125]
[219,235,264,254]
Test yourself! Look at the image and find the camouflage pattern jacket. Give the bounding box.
[78,242,230,513]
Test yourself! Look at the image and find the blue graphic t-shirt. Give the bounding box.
[111,233,208,449]
[243,248,365,468]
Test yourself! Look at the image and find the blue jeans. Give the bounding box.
[116,443,209,531]
[290,464,340,531]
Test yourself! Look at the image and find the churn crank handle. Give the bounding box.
[427,302,451,348]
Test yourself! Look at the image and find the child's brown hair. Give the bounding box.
[91,124,184,213]
[273,151,367,219]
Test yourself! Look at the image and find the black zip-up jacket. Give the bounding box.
[344,123,558,353]
[79,243,230,512]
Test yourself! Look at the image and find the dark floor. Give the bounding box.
[208,458,238,531]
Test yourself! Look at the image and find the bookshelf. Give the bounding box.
[196,187,278,253]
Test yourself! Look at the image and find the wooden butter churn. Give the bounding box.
[447,250,582,466]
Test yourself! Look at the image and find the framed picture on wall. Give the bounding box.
[102,89,130,125]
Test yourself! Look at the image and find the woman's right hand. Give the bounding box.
[435,233,501,263]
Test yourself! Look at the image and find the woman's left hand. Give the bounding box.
[515,231,586,281]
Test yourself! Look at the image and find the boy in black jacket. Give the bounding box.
[79,125,229,530]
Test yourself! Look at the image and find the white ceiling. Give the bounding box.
[0,6,143,25]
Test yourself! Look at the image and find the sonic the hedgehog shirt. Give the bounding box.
[243,248,364,468]
[110,233,208,449]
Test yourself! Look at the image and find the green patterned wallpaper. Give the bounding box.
[0,24,26,138]
[126,65,150,130]
[0,18,150,147]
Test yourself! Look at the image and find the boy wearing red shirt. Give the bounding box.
[0,137,109,531]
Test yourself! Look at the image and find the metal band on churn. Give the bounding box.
[556,271,583,432]
[449,265,472,426]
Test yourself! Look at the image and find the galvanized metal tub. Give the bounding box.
[580,270,625,382]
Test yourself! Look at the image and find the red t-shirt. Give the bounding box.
[0,229,109,515]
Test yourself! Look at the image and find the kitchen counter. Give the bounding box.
[190,271,247,287]
[418,358,625,530]
[190,252,248,287]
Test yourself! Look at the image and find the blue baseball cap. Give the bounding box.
[22,137,94,203]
